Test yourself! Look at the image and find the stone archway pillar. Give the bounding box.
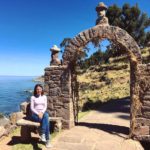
[132,63,150,141]
[44,65,75,129]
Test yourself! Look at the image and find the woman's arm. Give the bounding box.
[30,96,39,115]
[41,95,47,113]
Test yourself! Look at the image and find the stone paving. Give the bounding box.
[50,99,144,150]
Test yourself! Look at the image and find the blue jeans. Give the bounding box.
[31,112,50,140]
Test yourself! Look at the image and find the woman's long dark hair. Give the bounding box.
[33,84,44,96]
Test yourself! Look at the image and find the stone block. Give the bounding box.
[89,29,94,38]
[44,76,49,81]
[61,97,70,103]
[135,118,150,126]
[78,32,87,43]
[44,71,51,76]
[83,30,90,41]
[134,126,149,136]
[143,95,150,100]
[75,36,84,46]
[70,38,80,47]
[143,101,150,107]
[49,87,61,96]
[44,84,49,93]
[143,112,150,119]
[56,109,69,120]
[0,126,6,138]
[20,102,29,114]
[142,106,150,113]
[10,112,24,125]
[47,103,54,110]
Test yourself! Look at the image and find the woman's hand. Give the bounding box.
[38,112,43,119]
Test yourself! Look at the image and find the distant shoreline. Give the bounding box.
[32,75,44,83]
[0,75,39,77]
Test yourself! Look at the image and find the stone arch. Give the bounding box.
[61,25,143,138]
[62,25,142,66]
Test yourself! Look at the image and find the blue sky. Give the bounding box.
[0,0,149,76]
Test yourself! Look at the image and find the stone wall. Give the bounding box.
[61,24,143,136]
[44,65,74,129]
[133,63,150,141]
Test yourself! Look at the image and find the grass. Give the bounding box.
[78,110,90,120]
[141,47,150,57]
[12,142,43,150]
[77,47,150,109]
[8,127,61,150]
[0,113,4,118]
[77,61,130,109]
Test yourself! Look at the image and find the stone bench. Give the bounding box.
[15,101,62,141]
[16,117,62,141]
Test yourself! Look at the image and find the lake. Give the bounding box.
[0,76,42,116]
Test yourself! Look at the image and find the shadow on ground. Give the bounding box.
[7,136,44,150]
[78,96,130,138]
[82,96,130,114]
[140,141,150,150]
[78,122,129,138]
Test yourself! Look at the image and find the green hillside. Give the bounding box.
[77,47,150,110]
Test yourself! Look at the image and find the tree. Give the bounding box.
[79,48,110,69]
[60,38,90,66]
[60,38,72,49]
[106,3,150,47]
[92,3,150,59]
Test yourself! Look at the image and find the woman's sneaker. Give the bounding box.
[40,134,46,142]
[46,140,53,148]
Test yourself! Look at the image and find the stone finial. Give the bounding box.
[96,2,107,11]
[50,45,61,66]
[95,2,109,25]
[50,45,61,52]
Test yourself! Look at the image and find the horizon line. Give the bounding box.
[0,75,42,77]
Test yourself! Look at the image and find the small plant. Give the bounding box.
[0,113,4,118]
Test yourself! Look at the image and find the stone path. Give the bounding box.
[50,98,144,150]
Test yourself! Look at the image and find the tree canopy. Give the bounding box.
[106,3,150,47]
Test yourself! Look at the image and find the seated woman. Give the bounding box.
[30,84,52,148]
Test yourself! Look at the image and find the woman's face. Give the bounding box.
[36,86,43,95]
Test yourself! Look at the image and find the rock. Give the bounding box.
[20,101,29,114]
[0,126,6,138]
[0,117,10,126]
[16,119,40,127]
[134,126,149,136]
[3,125,17,136]
[10,112,24,125]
